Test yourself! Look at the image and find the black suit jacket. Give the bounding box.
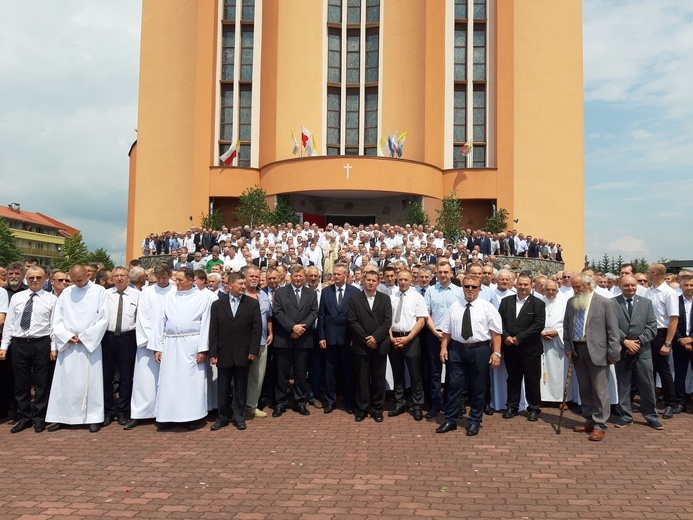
[253,256,269,269]
[272,285,318,349]
[209,293,262,368]
[318,283,359,345]
[674,295,693,344]
[499,293,546,356]
[348,291,392,356]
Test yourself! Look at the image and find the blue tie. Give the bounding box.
[232,297,240,317]
[573,308,585,341]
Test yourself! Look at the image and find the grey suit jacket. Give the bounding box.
[563,292,621,366]
[611,295,657,353]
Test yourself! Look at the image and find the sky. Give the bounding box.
[0,0,691,266]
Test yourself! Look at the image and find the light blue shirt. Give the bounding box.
[479,285,499,309]
[257,290,273,345]
[425,282,463,328]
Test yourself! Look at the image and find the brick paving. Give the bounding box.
[1,402,692,519]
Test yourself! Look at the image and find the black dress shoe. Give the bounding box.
[413,409,423,421]
[672,404,685,414]
[483,405,495,416]
[425,410,439,420]
[372,413,384,422]
[156,422,173,431]
[103,415,114,427]
[435,421,458,434]
[89,423,101,433]
[272,406,285,418]
[47,423,62,432]
[354,412,366,422]
[323,404,335,414]
[234,421,247,430]
[10,421,31,434]
[466,423,480,436]
[345,407,355,415]
[388,405,406,417]
[502,409,517,419]
[124,419,139,430]
[117,414,127,426]
[662,406,674,419]
[210,419,228,431]
[293,405,310,416]
[185,421,199,431]
[527,410,540,422]
[34,422,46,433]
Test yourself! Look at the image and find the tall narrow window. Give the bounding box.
[326,0,380,156]
[220,86,234,141]
[223,0,236,20]
[242,0,255,21]
[240,27,254,82]
[452,0,488,168]
[221,27,235,80]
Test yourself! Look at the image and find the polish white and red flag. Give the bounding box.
[220,141,240,166]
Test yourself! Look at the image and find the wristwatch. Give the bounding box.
[664,342,672,347]
[492,351,502,358]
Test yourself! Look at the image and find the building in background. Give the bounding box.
[0,203,78,266]
[127,0,584,268]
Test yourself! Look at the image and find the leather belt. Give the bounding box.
[14,336,50,344]
[392,331,411,338]
[452,340,489,349]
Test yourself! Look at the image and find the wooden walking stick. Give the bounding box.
[556,356,575,434]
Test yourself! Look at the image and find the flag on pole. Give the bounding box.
[377,134,387,157]
[303,126,317,156]
[396,131,407,158]
[220,141,240,166]
[311,134,318,156]
[291,130,300,156]
[460,140,473,156]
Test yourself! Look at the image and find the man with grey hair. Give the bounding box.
[563,273,621,441]
[129,266,147,291]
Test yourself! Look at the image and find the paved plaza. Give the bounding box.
[1,403,692,519]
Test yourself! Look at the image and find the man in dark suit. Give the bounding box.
[209,272,262,431]
[318,263,359,414]
[271,265,318,417]
[253,248,270,270]
[612,275,660,429]
[347,269,392,422]
[673,274,693,414]
[564,273,621,441]
[499,272,546,421]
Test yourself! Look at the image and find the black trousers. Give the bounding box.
[309,340,325,401]
[504,348,542,411]
[0,346,14,418]
[652,328,676,407]
[261,344,277,406]
[11,336,53,423]
[355,351,387,415]
[672,344,693,405]
[324,343,356,408]
[388,335,424,408]
[275,347,310,408]
[217,364,249,424]
[102,331,137,418]
[444,342,489,425]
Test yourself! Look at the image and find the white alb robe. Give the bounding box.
[131,283,174,419]
[540,298,570,402]
[151,287,213,422]
[46,282,109,425]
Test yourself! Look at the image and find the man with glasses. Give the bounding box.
[0,267,57,433]
[436,275,502,436]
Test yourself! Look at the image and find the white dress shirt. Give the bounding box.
[1,289,57,351]
[441,298,502,343]
[645,281,679,329]
[390,288,428,333]
[107,286,140,333]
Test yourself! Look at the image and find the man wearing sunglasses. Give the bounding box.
[0,267,57,433]
[437,275,502,436]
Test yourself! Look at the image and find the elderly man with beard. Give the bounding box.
[563,273,621,441]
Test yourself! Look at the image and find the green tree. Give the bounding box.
[272,194,300,226]
[405,201,430,227]
[0,217,22,266]
[435,191,463,242]
[236,186,272,228]
[630,257,649,273]
[54,232,90,271]
[200,207,224,231]
[483,207,509,234]
[86,248,115,270]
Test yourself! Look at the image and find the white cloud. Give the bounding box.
[606,236,650,255]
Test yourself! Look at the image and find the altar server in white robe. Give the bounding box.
[151,267,213,430]
[46,265,109,433]
[125,263,174,429]
[540,281,573,402]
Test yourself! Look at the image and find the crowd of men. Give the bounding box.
[0,222,691,442]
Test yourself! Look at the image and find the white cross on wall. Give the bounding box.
[343,163,352,180]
